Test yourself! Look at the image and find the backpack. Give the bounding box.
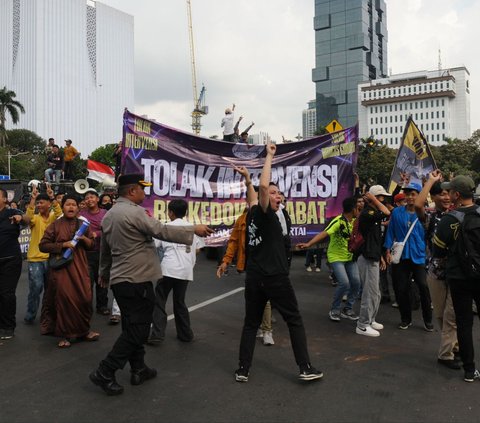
[449,206,480,280]
[348,218,364,254]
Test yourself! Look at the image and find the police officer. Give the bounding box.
[89,174,213,395]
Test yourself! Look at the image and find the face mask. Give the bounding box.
[102,203,112,210]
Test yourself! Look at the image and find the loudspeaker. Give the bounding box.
[0,180,26,202]
[74,179,89,194]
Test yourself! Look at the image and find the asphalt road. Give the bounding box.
[1,252,480,423]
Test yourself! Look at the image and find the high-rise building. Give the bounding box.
[302,100,317,139]
[358,67,471,147]
[0,0,134,155]
[312,0,387,129]
[248,132,271,145]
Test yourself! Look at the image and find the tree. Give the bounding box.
[89,143,117,168]
[66,156,87,181]
[431,137,480,183]
[355,138,397,188]
[5,129,45,153]
[314,126,328,136]
[354,132,480,189]
[0,87,25,148]
[0,129,46,180]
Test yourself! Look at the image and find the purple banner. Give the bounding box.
[122,110,358,246]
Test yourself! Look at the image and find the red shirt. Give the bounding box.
[79,208,107,251]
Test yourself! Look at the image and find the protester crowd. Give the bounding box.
[45,137,80,182]
[1,134,480,397]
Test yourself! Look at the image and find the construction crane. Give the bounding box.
[186,0,208,135]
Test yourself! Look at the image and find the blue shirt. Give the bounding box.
[384,206,426,265]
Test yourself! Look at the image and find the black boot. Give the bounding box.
[130,365,157,386]
[89,369,124,396]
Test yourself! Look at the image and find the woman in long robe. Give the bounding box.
[39,194,100,347]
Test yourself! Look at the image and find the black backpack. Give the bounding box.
[449,206,480,280]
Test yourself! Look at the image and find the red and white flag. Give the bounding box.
[86,160,115,183]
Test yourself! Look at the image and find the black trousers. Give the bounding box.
[86,251,109,311]
[63,161,72,180]
[100,282,155,374]
[151,276,193,342]
[239,273,310,369]
[380,266,392,300]
[391,259,432,324]
[0,255,22,331]
[449,278,480,374]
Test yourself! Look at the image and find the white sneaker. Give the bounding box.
[263,331,274,346]
[256,329,263,338]
[371,321,384,330]
[315,267,321,272]
[356,325,380,337]
[306,266,313,272]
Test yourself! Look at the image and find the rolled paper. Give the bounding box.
[63,219,90,259]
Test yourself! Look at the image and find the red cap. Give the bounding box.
[394,193,406,203]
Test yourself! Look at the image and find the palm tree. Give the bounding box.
[0,86,25,148]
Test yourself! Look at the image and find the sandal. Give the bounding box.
[84,331,100,342]
[58,339,71,348]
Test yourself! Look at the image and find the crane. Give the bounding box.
[186,0,208,135]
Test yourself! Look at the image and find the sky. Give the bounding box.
[100,0,480,142]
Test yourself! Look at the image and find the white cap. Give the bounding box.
[368,185,391,196]
[84,188,99,196]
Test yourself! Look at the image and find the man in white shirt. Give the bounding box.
[149,199,204,343]
[221,103,236,142]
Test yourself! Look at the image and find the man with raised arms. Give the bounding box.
[234,143,323,383]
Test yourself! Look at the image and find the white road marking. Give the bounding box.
[167,287,245,321]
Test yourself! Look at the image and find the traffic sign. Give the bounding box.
[325,119,343,133]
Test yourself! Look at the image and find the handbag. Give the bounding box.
[391,218,418,264]
[48,253,74,270]
[47,219,80,270]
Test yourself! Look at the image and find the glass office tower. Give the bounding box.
[312,0,387,128]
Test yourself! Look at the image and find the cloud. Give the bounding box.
[102,0,479,140]
[387,0,480,134]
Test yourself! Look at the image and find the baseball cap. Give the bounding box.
[84,188,99,197]
[403,182,422,193]
[369,185,391,197]
[441,175,475,196]
[394,193,406,203]
[118,174,152,187]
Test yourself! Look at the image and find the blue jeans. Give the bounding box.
[305,249,323,268]
[45,168,62,182]
[25,261,49,322]
[330,260,360,312]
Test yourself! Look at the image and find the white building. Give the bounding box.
[302,100,317,140]
[0,0,134,155]
[358,67,471,147]
[248,132,271,145]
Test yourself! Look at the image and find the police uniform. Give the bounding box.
[90,174,194,395]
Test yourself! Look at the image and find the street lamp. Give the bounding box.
[7,151,29,179]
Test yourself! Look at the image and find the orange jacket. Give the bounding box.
[222,211,247,271]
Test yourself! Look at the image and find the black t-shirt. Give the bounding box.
[0,208,22,258]
[47,152,64,170]
[246,204,289,277]
[359,205,385,261]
